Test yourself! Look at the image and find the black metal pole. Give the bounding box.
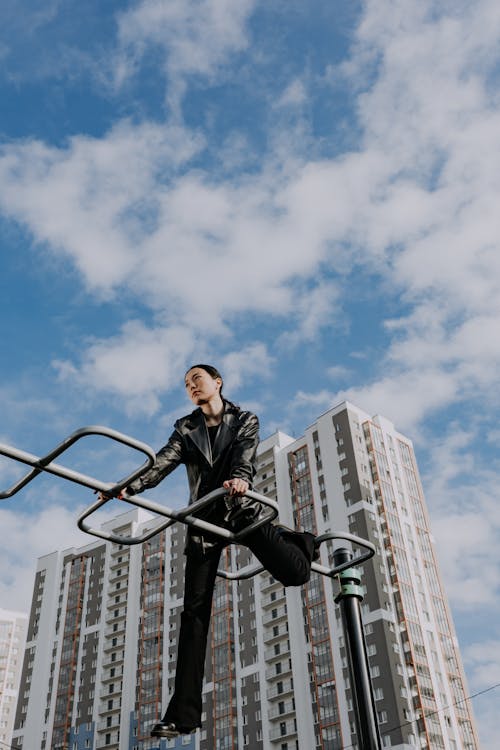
[334,547,382,750]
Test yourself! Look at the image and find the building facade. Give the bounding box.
[13,402,479,750]
[0,609,28,748]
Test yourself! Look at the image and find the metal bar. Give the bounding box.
[77,487,279,547]
[334,547,382,750]
[216,562,265,581]
[314,530,376,576]
[0,426,156,499]
[216,529,376,581]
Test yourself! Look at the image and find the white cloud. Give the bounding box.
[419,425,500,611]
[0,120,203,290]
[276,79,308,109]
[294,366,459,434]
[278,280,341,348]
[53,320,197,415]
[287,0,500,432]
[114,0,256,112]
[464,640,500,691]
[0,504,94,611]
[432,504,500,608]
[463,640,500,750]
[326,365,352,381]
[1,0,500,429]
[293,389,337,415]
[220,343,274,393]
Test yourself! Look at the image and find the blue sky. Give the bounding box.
[1,0,499,745]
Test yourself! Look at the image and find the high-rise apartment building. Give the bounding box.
[13,402,479,750]
[0,608,28,747]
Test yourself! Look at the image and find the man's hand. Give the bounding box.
[223,478,249,496]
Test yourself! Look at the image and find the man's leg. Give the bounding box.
[245,523,316,586]
[161,546,221,730]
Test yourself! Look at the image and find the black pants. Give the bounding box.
[163,523,315,729]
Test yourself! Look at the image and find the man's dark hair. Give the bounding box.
[186,364,223,395]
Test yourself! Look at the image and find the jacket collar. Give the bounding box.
[177,401,239,466]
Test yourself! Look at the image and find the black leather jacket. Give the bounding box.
[127,400,259,553]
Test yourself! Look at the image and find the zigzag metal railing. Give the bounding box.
[78,486,280,546]
[0,426,156,499]
[219,529,376,581]
[0,426,375,579]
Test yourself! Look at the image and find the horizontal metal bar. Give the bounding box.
[0,426,156,500]
[217,562,265,581]
[217,531,375,581]
[313,531,376,577]
[77,487,279,547]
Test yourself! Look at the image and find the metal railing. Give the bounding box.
[0,425,155,499]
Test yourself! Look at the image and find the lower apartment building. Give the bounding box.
[0,609,28,748]
[12,401,479,749]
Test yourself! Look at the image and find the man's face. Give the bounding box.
[185,368,222,405]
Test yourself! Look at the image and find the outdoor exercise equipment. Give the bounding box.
[0,425,382,749]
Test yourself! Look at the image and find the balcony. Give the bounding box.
[262,606,287,626]
[260,576,284,593]
[267,679,294,700]
[105,608,127,624]
[269,699,296,720]
[95,736,119,749]
[109,566,129,580]
[104,623,126,638]
[103,635,126,652]
[269,722,297,741]
[261,590,286,610]
[101,651,125,668]
[99,686,122,701]
[100,665,124,683]
[97,717,121,732]
[265,661,292,681]
[264,643,290,662]
[263,623,289,644]
[98,699,122,716]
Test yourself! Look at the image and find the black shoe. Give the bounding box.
[150,720,197,738]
